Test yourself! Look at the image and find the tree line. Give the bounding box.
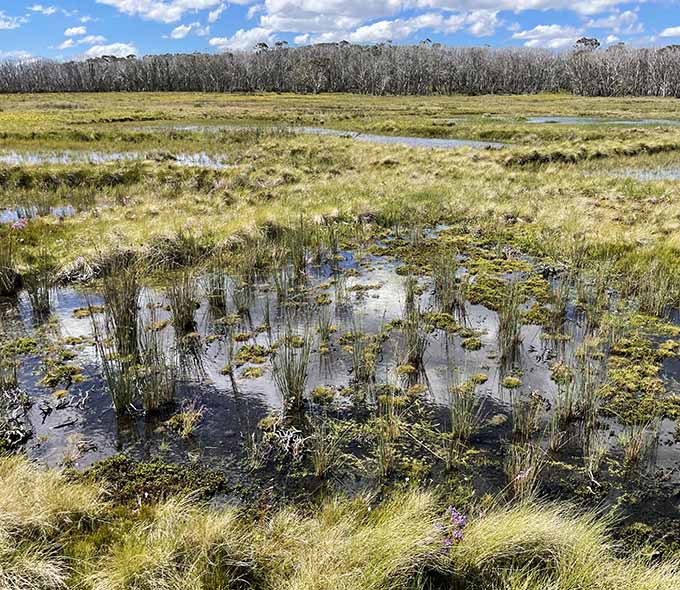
[3,41,680,96]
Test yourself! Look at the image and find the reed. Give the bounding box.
[273,332,311,413]
[167,271,198,336]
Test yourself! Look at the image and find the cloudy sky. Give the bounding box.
[0,1,679,60]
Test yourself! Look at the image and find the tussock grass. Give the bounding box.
[2,457,680,590]
[256,491,440,590]
[88,496,251,590]
[0,455,101,535]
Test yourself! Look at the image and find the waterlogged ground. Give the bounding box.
[0,150,232,169]
[2,226,680,510]
[2,93,680,549]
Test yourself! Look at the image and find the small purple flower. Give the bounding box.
[439,506,467,549]
[11,218,27,231]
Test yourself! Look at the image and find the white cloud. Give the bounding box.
[65,26,87,36]
[412,0,628,17]
[247,4,264,19]
[512,24,581,48]
[208,3,225,22]
[209,27,275,50]
[660,26,680,38]
[83,42,138,58]
[0,50,33,60]
[96,0,249,24]
[78,35,108,45]
[58,38,75,50]
[294,10,499,45]
[169,21,210,38]
[605,34,620,44]
[587,10,642,35]
[28,4,58,15]
[0,11,28,30]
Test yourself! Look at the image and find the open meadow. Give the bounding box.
[3,92,680,589]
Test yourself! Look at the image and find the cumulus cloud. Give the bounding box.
[295,10,500,45]
[169,21,210,38]
[65,26,87,36]
[586,10,643,35]
[83,42,138,57]
[28,4,58,15]
[58,38,75,50]
[412,0,628,17]
[95,0,248,24]
[660,26,680,38]
[0,50,33,60]
[0,10,28,30]
[208,3,226,22]
[78,35,108,45]
[512,24,581,48]
[209,27,275,50]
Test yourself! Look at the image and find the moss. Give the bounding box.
[522,302,551,327]
[600,335,671,424]
[1,337,38,356]
[550,362,573,385]
[147,319,170,332]
[396,364,417,375]
[471,373,488,385]
[461,337,482,351]
[315,293,331,306]
[79,455,226,504]
[467,275,507,310]
[235,344,268,366]
[422,312,459,332]
[73,306,104,318]
[240,366,264,379]
[406,383,428,396]
[312,385,335,404]
[39,362,84,388]
[501,376,522,389]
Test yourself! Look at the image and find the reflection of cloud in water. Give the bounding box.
[9,242,680,478]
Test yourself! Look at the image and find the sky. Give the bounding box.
[1,1,680,60]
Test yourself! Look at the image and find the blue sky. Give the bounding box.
[0,1,679,60]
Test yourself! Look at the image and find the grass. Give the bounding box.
[272,332,311,413]
[5,92,680,587]
[2,456,680,590]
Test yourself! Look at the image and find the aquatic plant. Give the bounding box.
[203,264,228,320]
[401,310,429,378]
[618,420,658,471]
[272,332,311,413]
[447,379,486,460]
[100,262,141,360]
[498,282,523,366]
[0,223,22,297]
[432,251,466,320]
[308,419,351,481]
[167,271,198,336]
[503,443,545,500]
[22,246,57,320]
[511,395,543,442]
[317,305,333,352]
[351,330,380,393]
[139,311,177,414]
[165,400,204,439]
[584,429,609,482]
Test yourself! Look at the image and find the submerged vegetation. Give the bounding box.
[2,92,680,587]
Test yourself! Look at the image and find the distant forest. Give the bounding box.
[4,40,680,96]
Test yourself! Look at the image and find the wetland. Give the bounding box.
[3,92,680,590]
